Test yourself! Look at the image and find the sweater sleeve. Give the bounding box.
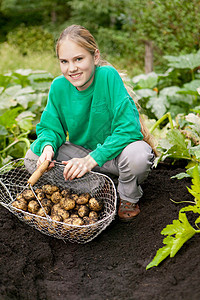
[30,83,67,156]
[89,67,143,167]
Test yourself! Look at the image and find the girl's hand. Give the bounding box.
[37,145,54,168]
[62,155,98,180]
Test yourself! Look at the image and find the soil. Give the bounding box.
[0,160,200,300]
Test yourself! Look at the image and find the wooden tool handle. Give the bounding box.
[27,160,50,186]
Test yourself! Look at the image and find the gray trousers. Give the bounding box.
[25,140,154,204]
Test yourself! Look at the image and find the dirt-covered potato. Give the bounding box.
[71,217,84,226]
[78,205,90,218]
[35,188,43,194]
[89,211,98,219]
[56,207,70,220]
[40,198,53,209]
[37,206,50,217]
[63,216,84,226]
[70,213,79,218]
[51,191,62,204]
[28,200,40,214]
[24,214,33,222]
[60,197,75,211]
[12,200,27,211]
[89,217,98,224]
[22,190,36,201]
[83,216,90,225]
[51,203,62,215]
[88,198,103,212]
[50,214,63,228]
[71,193,79,202]
[36,191,45,201]
[16,193,24,201]
[42,184,59,195]
[76,193,90,205]
[61,188,70,197]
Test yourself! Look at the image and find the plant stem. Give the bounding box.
[149,112,174,134]
[0,137,30,154]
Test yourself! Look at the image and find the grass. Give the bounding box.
[0,43,61,77]
[0,42,143,79]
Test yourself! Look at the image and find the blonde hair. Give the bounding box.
[56,24,157,155]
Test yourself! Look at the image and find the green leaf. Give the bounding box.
[134,89,157,99]
[133,72,158,89]
[170,212,196,257]
[0,107,22,128]
[0,125,8,136]
[164,50,200,70]
[146,239,172,270]
[171,172,191,180]
[182,80,200,92]
[147,95,169,119]
[16,111,35,131]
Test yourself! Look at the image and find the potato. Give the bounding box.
[37,191,45,201]
[78,205,90,218]
[71,193,79,202]
[76,193,90,205]
[89,217,98,224]
[12,200,27,211]
[42,184,59,195]
[70,213,79,218]
[50,214,63,228]
[16,193,24,201]
[89,211,98,219]
[24,214,33,222]
[40,198,53,209]
[60,197,75,211]
[71,217,84,226]
[83,216,90,225]
[22,190,36,201]
[37,206,50,217]
[51,191,62,204]
[88,198,103,212]
[56,208,70,220]
[51,203,62,215]
[61,188,70,197]
[62,218,73,231]
[28,200,40,214]
[35,188,43,194]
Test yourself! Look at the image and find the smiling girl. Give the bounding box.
[25,25,155,222]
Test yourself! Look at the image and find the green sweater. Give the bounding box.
[30,65,143,167]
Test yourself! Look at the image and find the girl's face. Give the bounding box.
[58,38,100,91]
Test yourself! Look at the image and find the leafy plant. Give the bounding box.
[146,165,200,269]
[0,69,54,167]
[133,51,200,120]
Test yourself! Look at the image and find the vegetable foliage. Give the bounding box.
[0,69,53,167]
[146,165,200,269]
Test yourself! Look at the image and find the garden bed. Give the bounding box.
[0,162,200,300]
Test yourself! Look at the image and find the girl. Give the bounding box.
[25,24,155,222]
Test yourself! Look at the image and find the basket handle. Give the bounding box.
[27,160,50,186]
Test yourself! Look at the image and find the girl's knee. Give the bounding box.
[118,141,154,176]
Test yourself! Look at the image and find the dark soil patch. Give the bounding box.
[0,161,200,300]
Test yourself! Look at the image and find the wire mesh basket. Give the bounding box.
[0,158,117,243]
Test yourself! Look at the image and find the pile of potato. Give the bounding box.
[11,184,104,228]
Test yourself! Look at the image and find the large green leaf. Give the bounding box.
[134,89,157,99]
[132,72,158,89]
[147,95,169,119]
[16,111,35,131]
[164,50,200,70]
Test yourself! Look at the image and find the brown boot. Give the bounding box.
[118,199,140,222]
